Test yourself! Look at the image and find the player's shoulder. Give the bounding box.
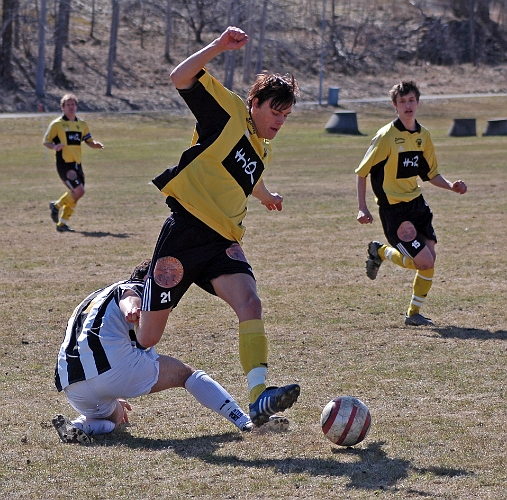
[75,116,89,125]
[49,115,65,126]
[375,120,397,138]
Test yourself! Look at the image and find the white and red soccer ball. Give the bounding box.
[321,396,371,446]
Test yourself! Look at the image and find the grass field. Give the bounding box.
[1,97,506,499]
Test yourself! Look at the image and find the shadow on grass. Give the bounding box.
[79,231,130,238]
[95,432,471,491]
[431,326,507,340]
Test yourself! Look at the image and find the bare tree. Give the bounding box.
[52,0,71,85]
[242,0,255,83]
[165,0,173,61]
[223,0,239,90]
[90,0,96,38]
[0,0,17,87]
[255,0,268,74]
[106,0,120,96]
[36,0,47,97]
[177,0,225,44]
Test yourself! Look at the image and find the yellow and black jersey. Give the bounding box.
[43,115,92,166]
[152,69,272,243]
[355,118,439,206]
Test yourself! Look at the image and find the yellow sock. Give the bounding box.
[59,194,77,225]
[60,204,75,225]
[57,191,74,208]
[239,319,268,403]
[407,268,434,317]
[380,245,417,270]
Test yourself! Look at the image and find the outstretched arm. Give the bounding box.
[85,140,104,149]
[429,174,467,194]
[170,26,248,90]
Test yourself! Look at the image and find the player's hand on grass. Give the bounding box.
[118,399,132,424]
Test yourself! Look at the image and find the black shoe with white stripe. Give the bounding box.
[249,384,300,427]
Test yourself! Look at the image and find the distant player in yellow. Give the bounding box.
[356,80,467,326]
[43,94,104,232]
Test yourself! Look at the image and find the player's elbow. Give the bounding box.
[136,333,158,349]
[136,327,163,349]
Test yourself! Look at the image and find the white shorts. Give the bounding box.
[64,347,160,418]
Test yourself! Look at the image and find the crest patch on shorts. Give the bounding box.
[226,243,248,263]
[66,169,78,181]
[397,221,417,242]
[153,256,184,288]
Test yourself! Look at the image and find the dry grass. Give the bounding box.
[0,98,506,499]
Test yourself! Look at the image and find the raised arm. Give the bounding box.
[170,26,248,90]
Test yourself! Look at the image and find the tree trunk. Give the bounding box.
[53,0,71,84]
[106,0,120,96]
[223,0,238,90]
[90,0,96,38]
[36,0,47,97]
[242,0,254,84]
[255,0,268,75]
[164,0,172,62]
[0,0,17,86]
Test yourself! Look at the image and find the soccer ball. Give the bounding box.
[321,396,371,446]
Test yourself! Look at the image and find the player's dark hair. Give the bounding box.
[389,80,420,103]
[129,259,151,282]
[247,73,300,112]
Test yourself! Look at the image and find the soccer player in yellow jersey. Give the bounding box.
[43,94,104,232]
[356,80,467,326]
[136,26,300,427]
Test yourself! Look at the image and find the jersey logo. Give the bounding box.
[222,135,264,196]
[66,131,82,146]
[397,151,420,179]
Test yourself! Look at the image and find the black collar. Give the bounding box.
[393,117,421,133]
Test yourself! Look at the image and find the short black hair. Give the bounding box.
[129,259,151,282]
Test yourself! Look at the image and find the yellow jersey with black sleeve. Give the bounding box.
[43,115,92,167]
[355,118,439,207]
[152,68,272,243]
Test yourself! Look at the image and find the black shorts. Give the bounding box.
[142,206,255,312]
[379,195,437,259]
[57,162,85,190]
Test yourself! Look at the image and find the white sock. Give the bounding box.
[246,367,267,392]
[185,370,251,430]
[72,415,116,435]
